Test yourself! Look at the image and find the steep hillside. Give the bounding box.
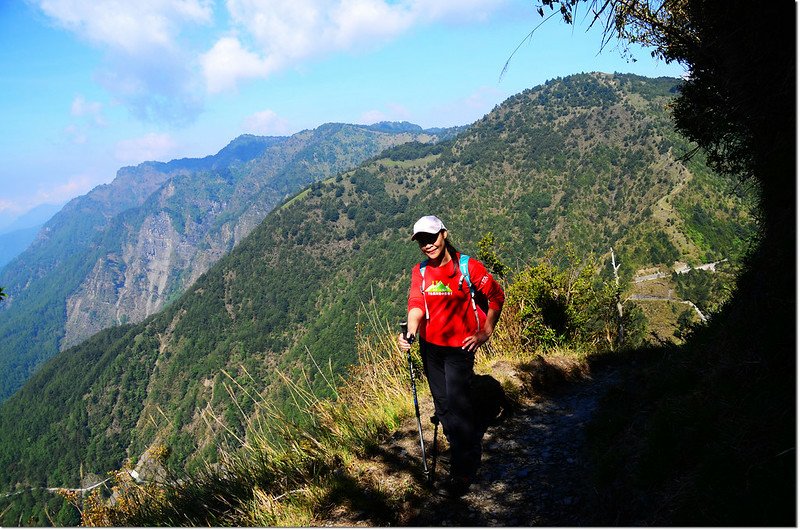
[0,124,451,401]
[0,73,756,524]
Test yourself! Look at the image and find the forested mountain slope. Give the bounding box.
[0,123,450,402]
[0,73,755,520]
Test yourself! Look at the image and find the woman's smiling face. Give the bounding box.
[416,230,447,261]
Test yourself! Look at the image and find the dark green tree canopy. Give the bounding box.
[534,0,795,232]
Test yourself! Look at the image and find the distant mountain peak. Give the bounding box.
[365,121,424,133]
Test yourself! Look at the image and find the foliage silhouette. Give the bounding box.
[532,0,795,524]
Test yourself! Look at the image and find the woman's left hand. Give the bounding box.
[462,330,491,352]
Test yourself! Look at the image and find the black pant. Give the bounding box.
[420,339,481,479]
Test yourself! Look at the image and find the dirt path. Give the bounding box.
[401,365,621,526]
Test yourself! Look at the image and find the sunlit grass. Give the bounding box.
[75,302,432,526]
[74,292,605,526]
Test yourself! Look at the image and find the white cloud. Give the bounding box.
[96,50,205,125]
[241,109,292,135]
[70,95,107,127]
[35,0,511,119]
[323,0,415,49]
[115,133,178,165]
[201,37,278,94]
[204,0,508,92]
[65,96,106,145]
[226,0,324,59]
[0,182,89,216]
[32,174,99,208]
[36,0,213,54]
[70,95,102,117]
[35,0,212,124]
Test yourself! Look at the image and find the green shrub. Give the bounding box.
[505,245,620,351]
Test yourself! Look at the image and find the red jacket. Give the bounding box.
[408,253,505,348]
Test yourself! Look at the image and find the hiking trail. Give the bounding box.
[406,365,621,526]
[320,361,622,526]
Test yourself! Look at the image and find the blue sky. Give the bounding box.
[0,0,685,219]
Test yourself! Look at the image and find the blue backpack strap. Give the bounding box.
[459,254,481,331]
[458,254,472,293]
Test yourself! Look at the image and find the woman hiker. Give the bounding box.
[398,215,505,497]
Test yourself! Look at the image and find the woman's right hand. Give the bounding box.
[397,332,413,351]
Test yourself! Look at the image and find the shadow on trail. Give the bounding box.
[328,362,618,526]
[406,364,620,527]
[470,373,517,433]
[317,459,401,526]
[323,371,520,526]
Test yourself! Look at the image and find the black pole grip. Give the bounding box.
[400,321,414,344]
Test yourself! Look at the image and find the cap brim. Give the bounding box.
[411,231,437,241]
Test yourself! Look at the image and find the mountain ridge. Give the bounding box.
[0,122,451,400]
[0,73,756,526]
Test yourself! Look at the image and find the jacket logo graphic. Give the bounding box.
[425,281,452,295]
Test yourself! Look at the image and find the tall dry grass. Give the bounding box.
[235,305,427,525]
[71,293,600,526]
[73,304,429,526]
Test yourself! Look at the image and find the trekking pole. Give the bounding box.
[400,321,429,481]
[429,414,440,484]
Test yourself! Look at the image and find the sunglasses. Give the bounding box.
[415,232,441,246]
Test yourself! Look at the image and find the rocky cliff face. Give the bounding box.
[60,125,445,350]
[64,212,179,348]
[63,200,249,348]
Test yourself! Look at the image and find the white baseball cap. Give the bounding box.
[411,215,447,240]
